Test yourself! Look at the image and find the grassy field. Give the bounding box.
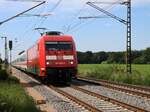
[0,65,39,112]
[78,64,150,86]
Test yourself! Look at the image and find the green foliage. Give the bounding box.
[133,56,145,64]
[77,47,150,64]
[7,76,20,84]
[107,52,125,64]
[0,96,13,112]
[0,69,19,84]
[0,69,38,112]
[78,64,150,86]
[144,47,150,63]
[0,70,9,80]
[0,58,2,64]
[0,82,38,112]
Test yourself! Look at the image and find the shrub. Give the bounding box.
[0,83,39,112]
[7,76,20,84]
[0,96,13,112]
[0,70,9,80]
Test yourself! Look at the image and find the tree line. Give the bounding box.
[0,47,149,64]
[77,47,150,64]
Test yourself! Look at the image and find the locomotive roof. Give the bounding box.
[44,31,64,36]
[39,34,74,42]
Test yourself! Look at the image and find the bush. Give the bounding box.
[0,70,9,80]
[7,76,20,84]
[0,64,2,70]
[0,96,13,112]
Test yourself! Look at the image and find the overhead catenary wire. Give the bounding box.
[79,0,132,73]
[6,0,44,2]
[0,1,46,25]
[66,0,120,33]
[13,0,63,51]
[35,0,63,27]
[12,2,47,51]
[62,1,88,33]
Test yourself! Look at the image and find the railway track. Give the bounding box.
[12,67,150,112]
[70,85,148,112]
[50,85,135,112]
[77,77,150,99]
[49,85,100,112]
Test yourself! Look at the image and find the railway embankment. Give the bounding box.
[0,64,39,112]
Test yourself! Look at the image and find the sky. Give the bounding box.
[0,0,150,60]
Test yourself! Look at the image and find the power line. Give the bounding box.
[6,0,44,2]
[90,1,126,5]
[50,0,63,12]
[86,1,127,24]
[62,1,88,33]
[13,0,63,50]
[84,0,132,74]
[66,0,118,33]
[34,0,63,29]
[12,1,47,50]
[0,1,46,25]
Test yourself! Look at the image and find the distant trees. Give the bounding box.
[144,47,150,63]
[77,51,108,64]
[0,58,2,64]
[107,52,125,64]
[77,47,150,64]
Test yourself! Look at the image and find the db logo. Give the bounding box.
[57,56,63,60]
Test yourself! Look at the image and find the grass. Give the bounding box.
[0,82,39,112]
[0,65,39,112]
[78,64,150,86]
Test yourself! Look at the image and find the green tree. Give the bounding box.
[107,52,125,64]
[144,47,150,63]
[96,51,108,63]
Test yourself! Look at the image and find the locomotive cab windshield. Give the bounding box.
[45,41,73,51]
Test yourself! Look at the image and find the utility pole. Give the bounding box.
[126,0,132,73]
[81,0,132,74]
[1,37,8,67]
[9,40,13,74]
[9,40,13,64]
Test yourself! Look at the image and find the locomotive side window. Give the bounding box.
[45,42,72,51]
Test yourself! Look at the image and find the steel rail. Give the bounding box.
[49,85,102,112]
[97,79,150,92]
[71,85,149,112]
[77,77,150,98]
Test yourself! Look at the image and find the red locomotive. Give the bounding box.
[13,31,78,83]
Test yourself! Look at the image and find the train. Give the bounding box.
[12,31,78,83]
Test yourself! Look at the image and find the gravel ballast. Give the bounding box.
[79,84,150,111]
[58,87,132,112]
[12,68,88,112]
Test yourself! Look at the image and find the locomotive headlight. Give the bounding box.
[70,61,74,64]
[41,68,45,71]
[46,62,50,65]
